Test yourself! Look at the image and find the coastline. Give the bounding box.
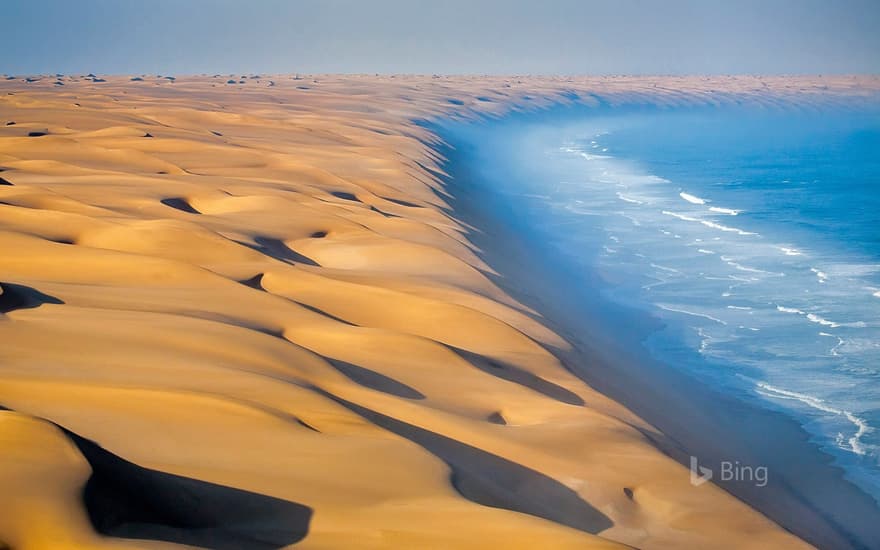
[2,75,879,548]
[435,112,880,549]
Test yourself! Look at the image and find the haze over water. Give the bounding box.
[450,102,880,502]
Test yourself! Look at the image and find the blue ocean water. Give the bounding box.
[449,103,880,502]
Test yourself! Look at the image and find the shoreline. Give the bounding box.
[4,75,880,548]
[435,114,880,549]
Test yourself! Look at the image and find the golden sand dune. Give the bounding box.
[3,74,876,549]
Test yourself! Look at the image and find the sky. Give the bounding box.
[1,0,878,76]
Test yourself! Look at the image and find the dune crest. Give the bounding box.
[3,74,871,548]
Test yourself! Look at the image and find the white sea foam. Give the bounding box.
[697,248,715,254]
[618,213,642,226]
[657,303,727,325]
[709,206,741,215]
[722,256,778,275]
[650,263,681,274]
[696,327,712,353]
[701,219,758,236]
[806,313,840,328]
[727,305,752,310]
[663,210,701,223]
[680,192,706,204]
[830,337,846,357]
[754,381,873,456]
[811,267,829,283]
[616,192,643,204]
[662,211,757,236]
[641,175,671,184]
[779,247,803,256]
[580,152,610,161]
[776,306,863,329]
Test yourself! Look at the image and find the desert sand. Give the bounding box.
[1,74,878,549]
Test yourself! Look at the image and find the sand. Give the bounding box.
[1,74,877,549]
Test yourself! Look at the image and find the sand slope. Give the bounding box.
[3,74,875,549]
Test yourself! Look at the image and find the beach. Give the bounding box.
[1,74,878,549]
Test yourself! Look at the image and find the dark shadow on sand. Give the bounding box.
[326,359,425,400]
[250,237,320,267]
[161,197,200,214]
[318,391,612,534]
[0,282,63,313]
[0,406,313,549]
[71,434,313,549]
[452,347,584,407]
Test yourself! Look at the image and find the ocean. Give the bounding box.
[440,100,880,504]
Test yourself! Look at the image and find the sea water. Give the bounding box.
[443,102,880,502]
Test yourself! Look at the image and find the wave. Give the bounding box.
[776,304,838,327]
[807,313,840,328]
[580,152,610,161]
[779,246,803,256]
[753,380,874,457]
[776,305,866,329]
[709,206,741,216]
[662,211,758,236]
[722,256,780,275]
[650,263,681,274]
[616,192,644,204]
[680,192,706,204]
[677,191,742,216]
[656,303,728,325]
[811,267,829,283]
[618,212,642,226]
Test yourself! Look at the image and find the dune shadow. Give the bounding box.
[70,431,312,549]
[0,407,312,549]
[0,282,63,313]
[249,237,320,267]
[451,347,585,406]
[0,177,13,186]
[238,273,265,290]
[369,205,399,218]
[319,392,612,534]
[161,197,200,214]
[329,191,359,202]
[326,359,425,400]
[382,196,423,208]
[291,301,357,327]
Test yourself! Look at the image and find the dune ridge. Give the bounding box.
[2,74,878,549]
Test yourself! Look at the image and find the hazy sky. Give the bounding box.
[2,0,878,75]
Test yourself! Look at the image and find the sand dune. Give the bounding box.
[3,74,876,549]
